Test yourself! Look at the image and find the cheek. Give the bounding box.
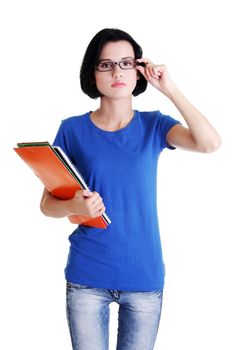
[95,74,108,89]
[95,78,109,94]
[129,72,138,89]
[129,70,138,82]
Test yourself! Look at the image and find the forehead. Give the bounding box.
[99,40,134,60]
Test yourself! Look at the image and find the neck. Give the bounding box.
[92,96,134,130]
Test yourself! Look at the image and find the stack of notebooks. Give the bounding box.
[14,141,111,229]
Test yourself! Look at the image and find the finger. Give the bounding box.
[136,65,145,75]
[136,65,151,82]
[86,192,101,205]
[96,205,106,216]
[153,65,165,76]
[92,192,101,203]
[92,191,100,197]
[144,64,152,81]
[137,59,150,75]
[137,58,158,81]
[147,65,155,79]
[99,206,106,214]
[83,189,93,197]
[75,189,93,198]
[90,203,105,218]
[137,58,152,65]
[93,196,103,208]
[149,66,160,80]
[95,203,105,213]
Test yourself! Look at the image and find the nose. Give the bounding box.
[111,63,122,78]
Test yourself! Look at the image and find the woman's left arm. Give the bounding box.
[136,59,221,152]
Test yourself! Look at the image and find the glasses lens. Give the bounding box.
[119,60,136,70]
[96,61,114,71]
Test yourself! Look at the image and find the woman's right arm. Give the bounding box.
[40,188,106,219]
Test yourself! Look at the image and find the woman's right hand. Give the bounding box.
[69,190,106,218]
[40,188,105,219]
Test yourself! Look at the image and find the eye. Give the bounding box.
[97,61,113,70]
[121,60,134,67]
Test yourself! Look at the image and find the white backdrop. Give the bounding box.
[1,0,232,349]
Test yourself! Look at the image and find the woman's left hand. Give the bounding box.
[136,58,175,96]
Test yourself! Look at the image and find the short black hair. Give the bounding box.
[80,28,148,99]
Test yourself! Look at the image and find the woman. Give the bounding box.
[40,28,221,350]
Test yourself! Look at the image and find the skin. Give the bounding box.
[40,40,221,219]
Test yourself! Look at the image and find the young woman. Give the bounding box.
[40,28,221,350]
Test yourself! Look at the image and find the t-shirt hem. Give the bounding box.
[65,277,164,292]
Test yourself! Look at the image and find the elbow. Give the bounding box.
[40,197,50,217]
[40,201,47,216]
[40,188,53,217]
[200,136,222,153]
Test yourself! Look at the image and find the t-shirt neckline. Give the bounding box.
[87,110,138,134]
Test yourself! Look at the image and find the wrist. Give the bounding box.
[66,197,80,217]
[162,81,179,99]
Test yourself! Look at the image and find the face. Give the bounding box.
[94,40,138,99]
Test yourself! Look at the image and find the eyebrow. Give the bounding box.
[98,56,135,62]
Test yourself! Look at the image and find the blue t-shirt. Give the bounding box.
[53,110,180,291]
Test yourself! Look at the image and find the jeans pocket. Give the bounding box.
[66,281,93,290]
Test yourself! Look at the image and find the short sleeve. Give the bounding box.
[52,120,72,158]
[156,111,181,151]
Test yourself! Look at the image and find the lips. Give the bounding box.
[111,82,126,88]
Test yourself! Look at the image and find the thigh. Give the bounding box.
[66,282,110,350]
[116,290,163,350]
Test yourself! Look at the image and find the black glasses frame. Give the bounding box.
[95,59,140,72]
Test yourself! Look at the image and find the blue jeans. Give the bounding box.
[66,282,163,350]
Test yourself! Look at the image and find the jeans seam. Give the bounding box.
[66,288,76,348]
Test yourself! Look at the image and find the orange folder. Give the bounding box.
[14,142,110,229]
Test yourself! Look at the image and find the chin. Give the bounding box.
[103,88,135,100]
[105,93,132,101]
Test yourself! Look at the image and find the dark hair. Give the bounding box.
[80,28,148,99]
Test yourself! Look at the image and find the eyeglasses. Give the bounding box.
[95,59,137,72]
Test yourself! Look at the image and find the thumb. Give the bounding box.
[75,189,93,198]
[82,189,93,197]
[136,65,146,78]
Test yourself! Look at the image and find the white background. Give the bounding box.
[1,0,232,349]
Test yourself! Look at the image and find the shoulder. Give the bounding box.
[53,112,90,152]
[137,110,167,121]
[137,110,160,119]
[138,110,180,125]
[60,112,89,130]
[137,110,171,127]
